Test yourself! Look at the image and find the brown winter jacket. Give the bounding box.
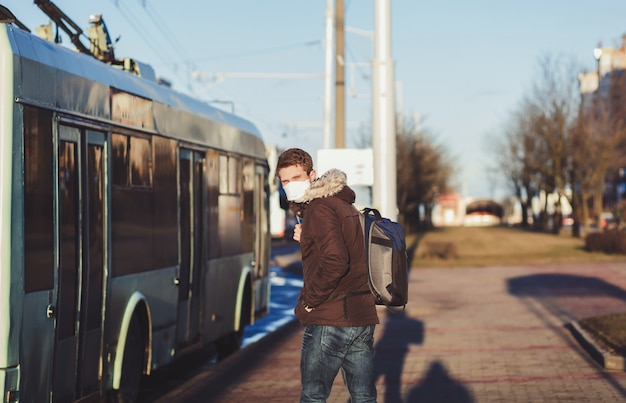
[291,169,379,327]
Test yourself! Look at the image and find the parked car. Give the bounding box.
[600,212,617,229]
[562,215,574,227]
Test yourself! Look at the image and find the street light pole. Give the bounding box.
[593,45,602,91]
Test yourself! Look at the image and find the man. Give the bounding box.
[276,148,379,403]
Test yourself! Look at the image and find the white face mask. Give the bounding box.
[283,179,310,202]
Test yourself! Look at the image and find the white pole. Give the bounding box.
[372,0,396,219]
[323,0,335,149]
[396,80,402,137]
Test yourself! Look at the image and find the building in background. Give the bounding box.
[578,35,626,210]
[431,192,465,227]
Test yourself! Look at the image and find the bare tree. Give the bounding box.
[526,54,581,233]
[489,104,537,227]
[493,51,626,237]
[573,88,626,233]
[396,115,453,233]
[492,54,582,234]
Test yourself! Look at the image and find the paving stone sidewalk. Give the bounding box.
[174,262,626,402]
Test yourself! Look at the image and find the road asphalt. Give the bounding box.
[158,261,626,402]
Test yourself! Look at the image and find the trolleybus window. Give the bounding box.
[130,136,152,187]
[111,133,153,188]
[24,105,54,293]
[242,159,255,252]
[111,133,128,186]
[219,154,240,195]
[57,134,79,340]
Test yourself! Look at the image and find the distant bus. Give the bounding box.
[265,145,287,239]
[269,189,288,238]
[0,15,270,403]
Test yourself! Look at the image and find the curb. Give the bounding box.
[567,321,626,371]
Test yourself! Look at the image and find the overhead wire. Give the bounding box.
[141,1,194,63]
[104,1,326,137]
[344,0,372,83]
[107,0,191,89]
[139,0,197,89]
[189,37,324,120]
[108,1,323,96]
[191,40,322,63]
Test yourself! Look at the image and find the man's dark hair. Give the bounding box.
[276,148,313,175]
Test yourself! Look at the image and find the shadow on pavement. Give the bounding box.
[405,361,474,403]
[508,273,626,301]
[373,310,474,402]
[374,310,423,402]
[507,272,626,325]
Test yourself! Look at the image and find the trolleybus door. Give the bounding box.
[177,149,204,346]
[53,125,106,401]
[253,166,270,314]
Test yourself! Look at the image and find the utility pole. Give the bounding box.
[372,0,396,219]
[335,0,345,148]
[323,0,334,149]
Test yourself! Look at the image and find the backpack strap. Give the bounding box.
[361,207,382,221]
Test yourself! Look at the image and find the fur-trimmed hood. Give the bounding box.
[300,168,354,203]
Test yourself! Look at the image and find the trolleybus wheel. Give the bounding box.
[109,315,143,402]
[216,291,250,361]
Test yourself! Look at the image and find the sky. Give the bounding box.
[7,1,626,200]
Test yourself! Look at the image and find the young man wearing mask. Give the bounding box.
[276,148,379,403]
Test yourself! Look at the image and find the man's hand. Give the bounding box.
[293,223,302,242]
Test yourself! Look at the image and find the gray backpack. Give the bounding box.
[358,208,409,307]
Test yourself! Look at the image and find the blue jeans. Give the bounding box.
[300,325,377,403]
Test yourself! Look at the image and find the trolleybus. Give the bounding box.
[0,5,270,402]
